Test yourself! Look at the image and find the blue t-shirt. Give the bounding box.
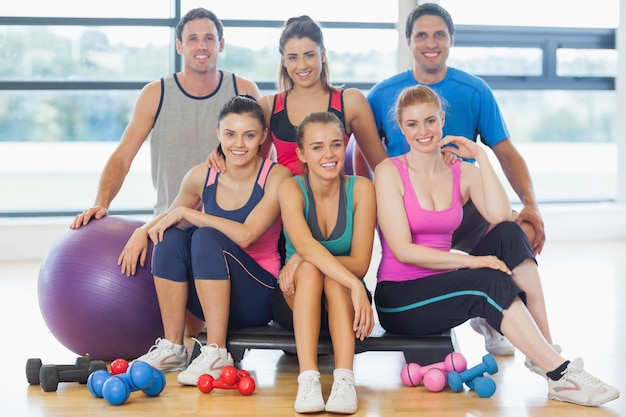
[367,68,510,157]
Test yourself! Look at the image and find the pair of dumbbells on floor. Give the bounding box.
[87,358,166,405]
[401,353,498,398]
[26,356,108,392]
[197,365,256,396]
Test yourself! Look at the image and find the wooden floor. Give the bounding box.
[2,239,625,416]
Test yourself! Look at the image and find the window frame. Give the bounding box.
[0,14,618,216]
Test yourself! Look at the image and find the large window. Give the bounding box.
[0,0,620,214]
[441,0,619,203]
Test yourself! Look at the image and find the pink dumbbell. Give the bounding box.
[401,352,467,391]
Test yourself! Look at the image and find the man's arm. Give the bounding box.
[70,81,161,229]
[492,139,546,254]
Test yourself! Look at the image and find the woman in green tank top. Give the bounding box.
[271,111,376,414]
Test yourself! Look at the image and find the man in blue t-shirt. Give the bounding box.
[367,3,546,357]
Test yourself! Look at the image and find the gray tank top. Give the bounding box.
[150,71,237,215]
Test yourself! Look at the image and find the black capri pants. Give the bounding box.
[375,221,535,336]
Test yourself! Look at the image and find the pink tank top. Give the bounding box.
[377,158,463,282]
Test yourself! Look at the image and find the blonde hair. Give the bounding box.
[394,85,443,122]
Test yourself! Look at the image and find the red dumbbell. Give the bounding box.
[110,358,129,375]
[197,366,256,396]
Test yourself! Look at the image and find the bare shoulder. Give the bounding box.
[374,157,398,177]
[342,87,368,107]
[134,79,163,109]
[459,159,479,175]
[352,175,375,194]
[125,79,163,128]
[259,93,276,113]
[181,162,210,190]
[188,162,210,179]
[268,161,292,182]
[139,79,162,100]
[278,175,300,192]
[234,76,262,100]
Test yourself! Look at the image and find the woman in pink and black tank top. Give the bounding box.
[260,15,387,177]
[374,85,618,407]
[207,16,387,179]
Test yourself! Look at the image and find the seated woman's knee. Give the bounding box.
[153,227,190,256]
[295,261,324,287]
[191,227,223,246]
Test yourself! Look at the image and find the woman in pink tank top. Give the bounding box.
[373,85,618,407]
[117,96,292,386]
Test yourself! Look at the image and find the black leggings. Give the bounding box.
[375,221,535,335]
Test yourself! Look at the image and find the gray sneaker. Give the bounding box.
[524,344,562,378]
[325,373,358,414]
[548,357,619,406]
[470,317,515,356]
[295,371,325,413]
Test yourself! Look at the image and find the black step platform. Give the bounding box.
[208,321,459,365]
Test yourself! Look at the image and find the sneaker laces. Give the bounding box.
[328,377,355,403]
[563,367,603,386]
[188,343,220,371]
[144,337,168,358]
[299,376,322,399]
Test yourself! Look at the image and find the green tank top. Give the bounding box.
[284,175,356,262]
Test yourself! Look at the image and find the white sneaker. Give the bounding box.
[294,371,325,413]
[132,338,187,372]
[548,358,619,406]
[325,372,358,414]
[524,344,563,378]
[470,317,515,356]
[177,343,234,386]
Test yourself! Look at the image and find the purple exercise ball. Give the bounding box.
[37,215,164,361]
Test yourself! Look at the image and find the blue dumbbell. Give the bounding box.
[467,375,497,398]
[447,354,498,393]
[88,361,165,405]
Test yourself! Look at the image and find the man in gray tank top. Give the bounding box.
[71,7,261,227]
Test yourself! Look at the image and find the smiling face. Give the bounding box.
[408,14,453,80]
[399,101,445,153]
[176,18,224,75]
[217,112,266,167]
[296,121,346,179]
[281,37,324,88]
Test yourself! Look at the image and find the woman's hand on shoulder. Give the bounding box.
[206,148,226,173]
